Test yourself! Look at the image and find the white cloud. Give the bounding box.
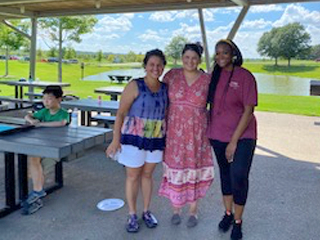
[149,11,177,22]
[234,31,266,58]
[138,29,164,42]
[241,19,272,29]
[306,25,320,45]
[251,4,284,13]
[172,23,202,41]
[95,14,134,33]
[149,9,215,22]
[273,4,320,27]
[213,7,241,15]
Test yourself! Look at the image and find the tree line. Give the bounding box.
[258,22,319,66]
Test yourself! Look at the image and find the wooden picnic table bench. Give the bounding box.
[91,115,116,128]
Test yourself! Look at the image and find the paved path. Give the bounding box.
[0,112,319,240]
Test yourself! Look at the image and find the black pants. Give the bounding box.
[210,139,256,206]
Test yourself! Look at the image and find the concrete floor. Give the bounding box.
[0,111,319,240]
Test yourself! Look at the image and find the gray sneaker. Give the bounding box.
[23,190,47,206]
[171,214,181,225]
[186,215,198,228]
[21,199,43,215]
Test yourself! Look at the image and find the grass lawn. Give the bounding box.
[0,60,320,116]
[243,59,320,79]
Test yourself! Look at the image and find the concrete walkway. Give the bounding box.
[0,111,319,240]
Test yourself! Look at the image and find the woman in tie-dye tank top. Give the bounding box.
[106,49,167,233]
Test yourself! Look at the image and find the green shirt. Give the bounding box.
[33,108,69,123]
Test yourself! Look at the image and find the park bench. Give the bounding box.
[91,114,116,128]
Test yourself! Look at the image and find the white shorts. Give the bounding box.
[118,145,163,168]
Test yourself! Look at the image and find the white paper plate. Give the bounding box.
[97,198,125,211]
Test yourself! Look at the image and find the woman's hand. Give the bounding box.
[106,140,121,158]
[225,141,237,163]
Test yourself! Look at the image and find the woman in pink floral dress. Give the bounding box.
[159,43,214,228]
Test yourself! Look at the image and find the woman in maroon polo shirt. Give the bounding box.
[207,39,257,240]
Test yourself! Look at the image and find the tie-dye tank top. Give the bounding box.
[120,78,168,151]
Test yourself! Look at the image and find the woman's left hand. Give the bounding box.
[225,141,237,163]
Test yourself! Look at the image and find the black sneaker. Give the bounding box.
[218,212,234,232]
[231,221,243,240]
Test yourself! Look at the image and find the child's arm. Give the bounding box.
[36,120,68,127]
[25,113,40,125]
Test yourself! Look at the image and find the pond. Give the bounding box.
[83,69,315,96]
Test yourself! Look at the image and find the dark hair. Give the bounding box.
[42,85,63,98]
[143,49,167,67]
[182,42,203,58]
[207,39,243,104]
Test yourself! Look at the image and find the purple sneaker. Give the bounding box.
[126,214,139,233]
[142,211,158,228]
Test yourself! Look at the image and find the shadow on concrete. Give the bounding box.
[1,143,319,240]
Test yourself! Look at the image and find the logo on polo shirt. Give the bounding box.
[229,81,239,89]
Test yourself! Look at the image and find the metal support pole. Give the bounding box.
[198,8,210,72]
[29,17,37,80]
[227,5,250,40]
[29,17,37,96]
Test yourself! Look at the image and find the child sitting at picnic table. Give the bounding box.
[22,85,69,215]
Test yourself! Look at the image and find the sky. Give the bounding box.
[38,2,320,59]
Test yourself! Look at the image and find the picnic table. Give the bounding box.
[94,86,124,101]
[0,80,70,109]
[108,75,132,84]
[0,121,112,218]
[61,99,119,126]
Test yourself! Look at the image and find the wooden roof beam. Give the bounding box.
[0,6,33,17]
[0,0,69,6]
[230,0,249,7]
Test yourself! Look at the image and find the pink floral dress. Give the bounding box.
[158,68,214,207]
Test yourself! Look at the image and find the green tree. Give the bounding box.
[39,16,97,82]
[0,20,29,75]
[48,47,57,57]
[106,54,115,63]
[37,48,43,58]
[64,47,76,59]
[126,51,137,62]
[165,35,188,64]
[277,23,311,66]
[257,28,281,66]
[97,50,103,63]
[309,44,320,60]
